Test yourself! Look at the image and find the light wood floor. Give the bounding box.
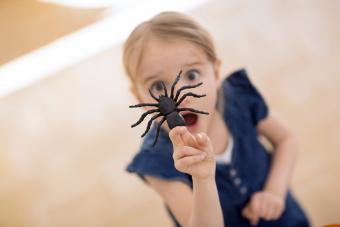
[0,0,339,226]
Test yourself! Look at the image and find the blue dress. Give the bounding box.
[126,69,310,227]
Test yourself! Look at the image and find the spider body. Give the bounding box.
[129,70,209,146]
[158,95,186,129]
[158,95,176,115]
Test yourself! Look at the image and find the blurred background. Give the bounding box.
[0,0,339,226]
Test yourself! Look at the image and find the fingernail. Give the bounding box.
[200,153,206,160]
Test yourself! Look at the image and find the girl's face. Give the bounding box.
[130,37,221,135]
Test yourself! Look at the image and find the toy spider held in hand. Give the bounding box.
[129,70,209,146]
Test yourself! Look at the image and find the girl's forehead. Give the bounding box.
[143,38,204,61]
[136,38,208,81]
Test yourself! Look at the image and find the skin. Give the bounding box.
[129,36,298,226]
[242,115,298,225]
[130,37,220,135]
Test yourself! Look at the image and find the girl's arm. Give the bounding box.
[242,112,298,225]
[257,113,297,198]
[190,176,223,227]
[145,175,223,227]
[145,127,224,227]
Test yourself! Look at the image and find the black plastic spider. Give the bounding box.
[129,70,209,146]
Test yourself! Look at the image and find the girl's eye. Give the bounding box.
[150,81,165,93]
[185,70,200,82]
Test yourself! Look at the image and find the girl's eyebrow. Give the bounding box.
[143,72,161,85]
[184,61,202,67]
[142,61,201,84]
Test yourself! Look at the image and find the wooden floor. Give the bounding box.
[0,0,103,65]
[0,0,339,226]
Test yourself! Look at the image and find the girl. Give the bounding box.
[124,11,310,227]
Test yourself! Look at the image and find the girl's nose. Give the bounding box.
[185,96,194,107]
[178,95,193,108]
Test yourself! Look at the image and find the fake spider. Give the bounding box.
[129,70,209,146]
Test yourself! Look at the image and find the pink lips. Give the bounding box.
[182,113,199,133]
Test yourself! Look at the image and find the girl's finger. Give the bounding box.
[269,200,280,220]
[249,197,261,226]
[195,132,209,148]
[173,146,203,160]
[250,196,261,217]
[243,203,259,226]
[169,126,185,148]
[249,210,259,226]
[259,198,267,219]
[273,205,283,220]
[262,203,272,220]
[181,127,197,147]
[241,205,252,219]
[266,205,276,220]
[175,153,206,170]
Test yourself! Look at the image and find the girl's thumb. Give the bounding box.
[196,133,208,147]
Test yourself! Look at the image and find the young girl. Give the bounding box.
[124,11,310,227]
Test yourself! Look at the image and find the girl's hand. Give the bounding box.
[241,190,285,226]
[169,126,216,181]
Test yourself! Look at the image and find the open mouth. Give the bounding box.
[182,113,198,127]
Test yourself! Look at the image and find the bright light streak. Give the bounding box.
[0,0,208,98]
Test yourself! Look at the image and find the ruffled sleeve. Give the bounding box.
[225,69,269,126]
[125,125,192,187]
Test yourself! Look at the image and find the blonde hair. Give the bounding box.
[123,11,218,81]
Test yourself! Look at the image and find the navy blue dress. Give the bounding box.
[126,69,310,227]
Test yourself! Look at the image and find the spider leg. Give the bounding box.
[176,92,206,106]
[177,107,209,115]
[131,109,160,128]
[152,116,166,146]
[174,82,203,101]
[149,89,159,102]
[161,81,168,97]
[170,70,182,99]
[129,103,158,108]
[141,113,162,137]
